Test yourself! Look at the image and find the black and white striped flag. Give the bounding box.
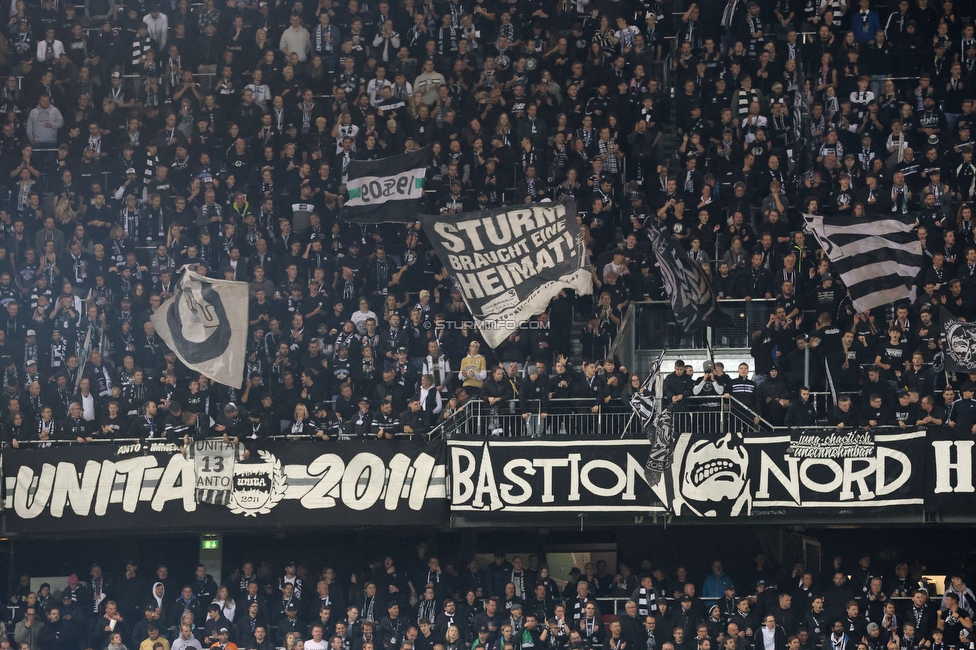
[803,213,923,313]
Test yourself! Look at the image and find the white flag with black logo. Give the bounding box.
[151,266,249,388]
[419,197,592,348]
[803,213,923,313]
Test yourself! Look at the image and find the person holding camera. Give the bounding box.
[691,360,727,410]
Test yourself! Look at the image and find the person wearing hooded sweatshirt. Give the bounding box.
[143,584,167,624]
[754,366,790,425]
[704,606,725,639]
[57,592,85,642]
[203,605,233,647]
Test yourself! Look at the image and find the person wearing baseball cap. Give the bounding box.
[348,397,373,438]
[215,627,233,645]
[245,405,273,444]
[312,402,343,441]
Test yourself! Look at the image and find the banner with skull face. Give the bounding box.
[448,428,926,520]
[669,431,751,517]
[940,307,976,373]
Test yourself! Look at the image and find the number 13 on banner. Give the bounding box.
[199,455,225,473]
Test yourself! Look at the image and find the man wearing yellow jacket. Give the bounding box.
[458,341,488,398]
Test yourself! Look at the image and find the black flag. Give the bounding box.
[645,219,727,331]
[342,146,430,223]
[419,197,592,348]
[940,307,976,372]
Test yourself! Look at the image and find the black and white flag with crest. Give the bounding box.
[151,266,249,388]
[630,352,675,488]
[940,307,976,373]
[645,219,726,331]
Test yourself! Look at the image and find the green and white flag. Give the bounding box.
[342,146,430,223]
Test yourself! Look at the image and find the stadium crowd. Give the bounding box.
[3,550,973,650]
[2,0,976,439]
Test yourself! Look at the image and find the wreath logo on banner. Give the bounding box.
[228,451,287,516]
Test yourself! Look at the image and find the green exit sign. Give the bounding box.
[201,540,219,550]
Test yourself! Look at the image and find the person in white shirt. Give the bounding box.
[350,299,378,335]
[280,13,311,62]
[246,68,271,108]
[77,379,97,421]
[367,67,393,107]
[414,59,446,105]
[614,16,639,51]
[303,625,329,650]
[36,28,64,64]
[143,6,169,50]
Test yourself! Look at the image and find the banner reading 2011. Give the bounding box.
[1,440,447,533]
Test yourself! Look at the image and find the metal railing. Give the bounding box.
[428,398,639,440]
[666,394,776,435]
[592,594,919,616]
[663,393,951,436]
[7,429,427,448]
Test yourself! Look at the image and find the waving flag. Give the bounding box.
[630,352,673,487]
[152,266,249,388]
[940,307,976,373]
[342,146,430,223]
[419,197,592,348]
[804,213,923,313]
[646,219,726,331]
